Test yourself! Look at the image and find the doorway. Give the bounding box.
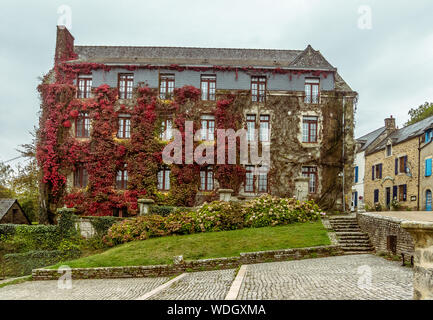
[386,187,391,209]
[426,190,432,211]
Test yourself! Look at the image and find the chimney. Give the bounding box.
[385,115,396,133]
[55,25,76,64]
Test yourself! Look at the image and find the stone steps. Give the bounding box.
[328,217,374,254]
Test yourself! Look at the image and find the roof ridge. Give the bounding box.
[74,44,304,52]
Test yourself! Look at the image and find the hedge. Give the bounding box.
[0,224,18,238]
[1,249,81,277]
[149,206,192,217]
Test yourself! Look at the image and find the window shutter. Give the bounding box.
[379,164,383,179]
[392,186,398,200]
[403,184,407,201]
[426,158,432,177]
[372,166,375,180]
[395,158,398,175]
[404,156,408,172]
[355,167,359,183]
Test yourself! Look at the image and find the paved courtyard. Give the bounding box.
[0,254,413,300]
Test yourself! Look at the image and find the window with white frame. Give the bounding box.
[157,168,170,191]
[302,116,318,143]
[251,76,266,102]
[159,74,175,99]
[117,114,131,139]
[246,114,256,141]
[259,115,270,142]
[245,165,255,192]
[200,115,215,141]
[304,78,320,104]
[200,166,214,191]
[201,75,216,101]
[302,166,317,193]
[118,74,133,99]
[77,75,92,98]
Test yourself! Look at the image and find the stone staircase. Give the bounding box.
[329,216,374,255]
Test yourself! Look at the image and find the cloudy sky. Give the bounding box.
[1,0,432,168]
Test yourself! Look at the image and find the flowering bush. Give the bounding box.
[103,195,325,246]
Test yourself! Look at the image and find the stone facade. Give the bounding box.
[364,137,419,210]
[357,212,414,257]
[401,221,433,300]
[32,245,343,280]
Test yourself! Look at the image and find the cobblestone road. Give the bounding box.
[150,269,235,300]
[238,255,413,300]
[0,277,169,300]
[0,255,413,300]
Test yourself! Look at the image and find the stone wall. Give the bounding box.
[364,137,419,210]
[75,217,95,238]
[32,245,343,280]
[357,212,414,257]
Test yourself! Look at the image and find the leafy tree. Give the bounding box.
[405,102,433,126]
[0,161,15,198]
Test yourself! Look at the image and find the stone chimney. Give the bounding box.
[55,25,76,64]
[384,115,396,133]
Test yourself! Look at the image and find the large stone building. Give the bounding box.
[36,26,357,220]
[364,115,433,211]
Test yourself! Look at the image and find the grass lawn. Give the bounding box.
[52,221,330,269]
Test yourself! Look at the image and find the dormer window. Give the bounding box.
[425,130,433,143]
[386,144,392,157]
[77,75,92,98]
[305,78,320,104]
[251,76,266,102]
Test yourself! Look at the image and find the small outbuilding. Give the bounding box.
[0,199,31,224]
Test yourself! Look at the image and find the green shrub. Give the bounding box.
[0,224,18,238]
[88,216,119,237]
[12,225,62,252]
[57,208,78,238]
[150,206,192,216]
[103,195,325,246]
[1,249,81,277]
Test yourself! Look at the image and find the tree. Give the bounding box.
[0,161,15,198]
[405,102,433,126]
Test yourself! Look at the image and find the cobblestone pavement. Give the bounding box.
[238,254,413,300]
[0,277,169,300]
[0,255,413,300]
[150,269,236,300]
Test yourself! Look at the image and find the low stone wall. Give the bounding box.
[32,245,343,280]
[357,212,414,257]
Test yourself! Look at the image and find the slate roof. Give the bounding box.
[356,126,386,151]
[72,44,337,71]
[369,115,433,154]
[0,199,17,220]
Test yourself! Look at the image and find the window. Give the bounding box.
[396,156,408,174]
[372,164,382,180]
[201,75,216,101]
[116,169,128,189]
[251,76,266,102]
[200,166,214,191]
[258,170,268,193]
[302,166,318,193]
[157,168,170,191]
[386,144,392,157]
[160,117,173,140]
[73,165,88,188]
[354,166,359,183]
[200,115,215,141]
[113,207,128,217]
[398,184,407,202]
[425,130,433,143]
[117,114,131,139]
[374,189,379,203]
[305,78,320,104]
[118,74,134,99]
[302,116,318,143]
[75,112,90,138]
[159,74,175,99]
[426,158,432,177]
[245,165,255,193]
[77,75,92,98]
[259,115,270,142]
[246,115,256,141]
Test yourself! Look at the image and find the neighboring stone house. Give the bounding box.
[0,199,31,224]
[420,125,433,211]
[36,26,357,218]
[351,125,387,211]
[364,115,433,210]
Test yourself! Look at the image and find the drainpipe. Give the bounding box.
[418,136,421,210]
[342,95,346,213]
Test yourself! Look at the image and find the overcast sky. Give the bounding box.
[1,0,432,168]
